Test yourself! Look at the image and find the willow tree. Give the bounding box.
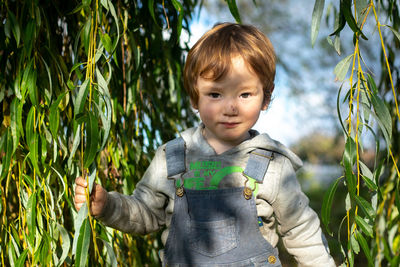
[0,0,227,265]
[312,0,400,266]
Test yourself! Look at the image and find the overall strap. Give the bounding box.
[165,137,186,178]
[242,149,274,200]
[243,149,274,183]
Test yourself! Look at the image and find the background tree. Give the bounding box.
[0,0,204,265]
[311,0,400,266]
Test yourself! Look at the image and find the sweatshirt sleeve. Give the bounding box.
[95,146,171,234]
[272,157,336,267]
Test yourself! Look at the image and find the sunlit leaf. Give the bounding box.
[72,203,88,255]
[74,79,90,116]
[340,0,367,40]
[75,218,91,267]
[171,0,184,40]
[350,232,360,254]
[56,223,70,267]
[27,192,37,246]
[15,249,28,267]
[334,54,353,81]
[343,136,357,195]
[311,0,325,47]
[354,195,375,220]
[355,215,373,237]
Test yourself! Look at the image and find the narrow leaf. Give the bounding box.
[148,0,159,27]
[1,127,13,181]
[68,124,81,170]
[83,111,99,169]
[226,0,241,23]
[355,231,373,264]
[56,223,71,267]
[72,202,88,255]
[74,79,90,116]
[50,92,67,139]
[75,218,91,267]
[171,0,184,40]
[311,0,325,46]
[321,176,341,235]
[27,192,37,246]
[354,195,375,220]
[15,249,28,267]
[386,25,400,42]
[8,11,20,46]
[355,215,373,237]
[350,232,360,254]
[334,54,353,81]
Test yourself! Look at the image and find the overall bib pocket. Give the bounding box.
[189,217,238,257]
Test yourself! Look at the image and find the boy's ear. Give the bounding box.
[190,98,198,109]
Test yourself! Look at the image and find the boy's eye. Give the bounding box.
[209,93,221,98]
[240,93,251,98]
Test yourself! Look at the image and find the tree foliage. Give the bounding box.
[0,0,204,265]
[312,0,400,266]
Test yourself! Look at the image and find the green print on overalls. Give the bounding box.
[176,161,259,195]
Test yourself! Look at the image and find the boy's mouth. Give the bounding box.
[220,122,240,128]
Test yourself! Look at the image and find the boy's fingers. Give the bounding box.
[74,194,87,203]
[75,177,87,187]
[75,185,87,195]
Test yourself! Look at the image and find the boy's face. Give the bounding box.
[193,56,268,150]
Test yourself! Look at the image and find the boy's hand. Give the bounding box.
[74,177,107,217]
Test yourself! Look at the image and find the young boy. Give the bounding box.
[75,23,336,266]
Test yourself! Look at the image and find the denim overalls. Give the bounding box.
[163,137,282,267]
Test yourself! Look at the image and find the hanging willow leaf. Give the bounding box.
[27,192,37,246]
[321,176,342,235]
[226,0,241,23]
[354,195,376,220]
[10,98,20,154]
[0,129,13,181]
[355,215,373,237]
[15,249,28,267]
[56,223,71,267]
[75,218,91,267]
[340,0,368,40]
[50,92,67,139]
[334,54,353,81]
[72,202,88,255]
[83,111,99,169]
[74,79,90,116]
[343,137,357,195]
[311,0,325,47]
[355,231,373,265]
[171,0,184,40]
[7,10,20,46]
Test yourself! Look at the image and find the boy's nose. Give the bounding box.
[223,99,239,116]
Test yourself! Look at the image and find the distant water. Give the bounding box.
[299,163,342,191]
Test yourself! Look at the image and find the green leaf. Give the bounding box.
[8,11,20,46]
[386,25,400,42]
[340,0,367,40]
[171,0,184,40]
[88,164,96,194]
[95,68,112,150]
[311,0,325,47]
[355,215,373,237]
[10,98,20,154]
[83,111,99,168]
[21,60,34,100]
[15,249,28,267]
[350,232,360,254]
[100,238,117,267]
[72,202,88,255]
[28,133,40,174]
[354,195,375,220]
[100,32,113,53]
[26,106,36,147]
[343,136,357,195]
[75,218,91,267]
[321,176,341,235]
[355,231,373,265]
[226,0,241,23]
[50,92,67,139]
[370,89,392,144]
[148,0,159,27]
[68,124,81,171]
[56,224,70,267]
[334,54,353,81]
[27,192,37,246]
[74,79,90,116]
